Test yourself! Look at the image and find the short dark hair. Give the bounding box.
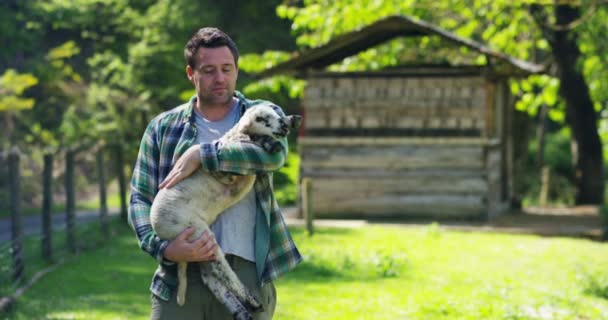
[184,27,239,69]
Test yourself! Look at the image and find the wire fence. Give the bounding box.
[0,143,130,308]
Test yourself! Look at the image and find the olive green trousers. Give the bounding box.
[150,255,276,320]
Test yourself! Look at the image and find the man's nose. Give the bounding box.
[215,71,225,82]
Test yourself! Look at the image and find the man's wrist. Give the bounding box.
[158,240,176,266]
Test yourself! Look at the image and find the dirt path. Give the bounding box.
[3,206,603,243]
[0,210,120,243]
[283,206,606,240]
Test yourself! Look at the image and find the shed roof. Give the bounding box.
[257,15,545,78]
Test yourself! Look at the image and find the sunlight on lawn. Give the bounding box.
[5,222,608,319]
[272,226,608,319]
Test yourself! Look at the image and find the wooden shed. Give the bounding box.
[259,15,544,219]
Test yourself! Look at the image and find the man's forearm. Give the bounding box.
[199,139,287,175]
[129,193,173,265]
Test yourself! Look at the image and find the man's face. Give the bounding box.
[186,46,238,107]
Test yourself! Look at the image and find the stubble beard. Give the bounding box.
[199,90,233,109]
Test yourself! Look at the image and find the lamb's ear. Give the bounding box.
[287,115,303,129]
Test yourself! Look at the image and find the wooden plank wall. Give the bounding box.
[299,138,493,218]
[298,74,516,219]
[299,74,513,219]
[303,76,487,135]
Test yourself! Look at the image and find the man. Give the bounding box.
[129,27,302,319]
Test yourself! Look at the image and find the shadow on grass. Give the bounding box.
[287,226,358,237]
[581,269,608,301]
[280,254,409,285]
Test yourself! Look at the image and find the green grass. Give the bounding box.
[0,215,121,298]
[4,223,608,319]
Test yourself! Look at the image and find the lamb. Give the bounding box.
[150,104,301,320]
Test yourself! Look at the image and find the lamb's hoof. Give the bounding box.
[241,292,263,313]
[177,294,185,306]
[244,296,263,313]
[233,310,253,320]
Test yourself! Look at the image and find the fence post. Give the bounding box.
[114,144,128,222]
[42,152,53,261]
[301,178,314,236]
[97,147,109,237]
[539,166,550,206]
[65,148,76,253]
[9,147,24,283]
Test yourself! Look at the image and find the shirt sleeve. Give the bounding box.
[128,120,174,266]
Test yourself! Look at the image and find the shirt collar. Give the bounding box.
[183,91,248,124]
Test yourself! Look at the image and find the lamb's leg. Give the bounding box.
[176,219,206,306]
[200,262,252,320]
[177,262,188,305]
[189,220,261,314]
[209,249,262,312]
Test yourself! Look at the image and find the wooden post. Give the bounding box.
[42,152,53,261]
[97,148,109,237]
[301,178,314,236]
[65,149,76,253]
[484,81,496,138]
[114,144,128,222]
[8,147,24,283]
[539,166,550,206]
[536,104,549,169]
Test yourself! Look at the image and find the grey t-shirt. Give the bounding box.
[193,99,256,262]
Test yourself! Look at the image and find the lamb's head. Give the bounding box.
[241,104,302,139]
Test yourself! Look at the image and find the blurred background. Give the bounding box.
[2,0,608,213]
[1,1,608,319]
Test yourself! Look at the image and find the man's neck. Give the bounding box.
[194,97,236,122]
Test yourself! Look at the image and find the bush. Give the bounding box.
[520,128,576,206]
[273,146,300,206]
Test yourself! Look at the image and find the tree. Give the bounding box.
[530,3,604,203]
[0,69,38,147]
[1,0,296,151]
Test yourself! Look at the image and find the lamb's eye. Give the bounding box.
[256,116,266,123]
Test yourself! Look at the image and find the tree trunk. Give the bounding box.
[551,5,604,204]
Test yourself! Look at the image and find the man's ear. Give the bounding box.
[288,115,303,129]
[186,65,194,81]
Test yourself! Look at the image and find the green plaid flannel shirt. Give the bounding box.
[128,91,302,301]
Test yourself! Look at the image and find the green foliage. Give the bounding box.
[243,76,306,102]
[239,50,307,106]
[1,0,296,151]
[513,75,561,119]
[0,69,38,112]
[274,0,543,68]
[521,128,576,206]
[239,51,293,74]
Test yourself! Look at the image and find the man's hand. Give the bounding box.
[163,227,218,263]
[159,145,201,189]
